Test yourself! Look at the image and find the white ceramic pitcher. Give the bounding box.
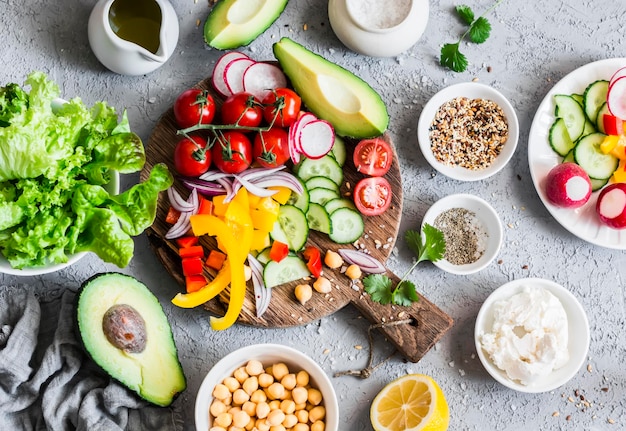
[88,0,179,75]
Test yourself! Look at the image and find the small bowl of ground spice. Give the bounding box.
[417,82,519,181]
[422,193,503,275]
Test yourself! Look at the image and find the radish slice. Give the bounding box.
[596,183,626,229]
[607,76,626,119]
[544,162,591,208]
[289,112,317,153]
[212,51,250,97]
[610,66,626,87]
[223,57,256,95]
[298,120,335,160]
[242,62,288,101]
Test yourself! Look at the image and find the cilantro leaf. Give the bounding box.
[440,43,468,73]
[394,281,419,306]
[455,5,474,25]
[363,274,394,305]
[469,17,491,43]
[405,224,446,264]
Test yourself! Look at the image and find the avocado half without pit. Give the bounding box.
[76,273,186,407]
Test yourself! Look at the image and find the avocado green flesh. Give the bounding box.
[204,0,288,49]
[273,37,389,138]
[77,273,186,407]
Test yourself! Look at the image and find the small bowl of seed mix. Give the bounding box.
[417,82,519,181]
[421,193,503,275]
[195,343,339,431]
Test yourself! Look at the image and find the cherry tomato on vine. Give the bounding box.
[220,92,263,127]
[353,137,393,177]
[253,127,290,168]
[212,131,252,174]
[173,89,216,129]
[353,177,393,217]
[262,88,302,127]
[173,135,211,177]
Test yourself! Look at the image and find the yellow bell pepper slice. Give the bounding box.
[210,256,247,331]
[614,159,626,183]
[268,186,292,204]
[601,135,621,154]
[250,230,271,251]
[171,261,231,308]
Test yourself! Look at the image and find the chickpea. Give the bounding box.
[242,401,256,417]
[272,363,290,381]
[210,399,228,417]
[281,373,297,390]
[345,264,362,280]
[209,427,227,431]
[295,370,310,387]
[258,373,274,388]
[311,420,325,431]
[291,386,308,405]
[313,277,332,293]
[233,366,249,383]
[280,399,296,414]
[267,409,286,426]
[232,410,250,428]
[267,382,285,400]
[308,388,323,406]
[293,424,310,431]
[250,389,267,404]
[233,388,250,405]
[223,376,240,392]
[245,360,264,376]
[242,376,259,395]
[294,284,313,305]
[214,412,232,428]
[282,413,299,428]
[308,406,326,423]
[295,409,308,424]
[256,401,270,419]
[255,419,270,431]
[324,250,343,269]
[213,384,230,401]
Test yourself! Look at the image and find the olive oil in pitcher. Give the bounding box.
[108,0,162,54]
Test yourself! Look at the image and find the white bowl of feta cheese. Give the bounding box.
[474,278,589,393]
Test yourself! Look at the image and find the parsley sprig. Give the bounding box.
[363,224,445,306]
[440,1,505,73]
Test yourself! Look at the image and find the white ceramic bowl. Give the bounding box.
[421,193,502,275]
[417,82,519,181]
[328,0,429,57]
[474,278,590,393]
[0,171,120,276]
[195,344,339,431]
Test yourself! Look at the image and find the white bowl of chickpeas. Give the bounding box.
[195,343,339,431]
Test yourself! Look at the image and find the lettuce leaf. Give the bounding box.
[0,72,173,269]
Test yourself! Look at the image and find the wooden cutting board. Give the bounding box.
[141,76,453,363]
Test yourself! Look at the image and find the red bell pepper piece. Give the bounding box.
[302,245,322,278]
[269,240,289,263]
[206,250,227,271]
[179,245,205,259]
[165,206,181,224]
[604,114,624,136]
[176,236,199,249]
[198,196,214,215]
[182,256,204,276]
[185,274,208,293]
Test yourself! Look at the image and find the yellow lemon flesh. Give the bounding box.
[370,374,450,431]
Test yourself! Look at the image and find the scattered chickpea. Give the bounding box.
[313,276,332,293]
[294,284,313,305]
[324,250,343,269]
[244,264,252,281]
[345,264,362,280]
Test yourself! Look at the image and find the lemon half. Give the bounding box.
[370,373,450,431]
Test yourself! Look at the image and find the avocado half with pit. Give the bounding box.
[273,37,389,138]
[76,273,186,407]
[204,0,288,49]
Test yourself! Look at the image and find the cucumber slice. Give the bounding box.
[548,118,575,156]
[286,178,309,213]
[256,247,272,265]
[590,177,609,192]
[308,187,340,206]
[324,198,356,215]
[596,102,610,134]
[329,135,347,166]
[554,94,586,141]
[583,80,609,124]
[271,205,309,251]
[573,133,619,180]
[296,155,344,186]
[263,256,311,289]
[305,176,340,193]
[328,207,364,244]
[306,202,331,234]
[562,150,575,164]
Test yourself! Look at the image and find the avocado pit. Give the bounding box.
[103,304,147,353]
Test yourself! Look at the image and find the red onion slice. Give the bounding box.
[248,254,271,318]
[337,249,387,274]
[167,187,196,212]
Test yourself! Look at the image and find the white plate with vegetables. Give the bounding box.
[528,58,626,249]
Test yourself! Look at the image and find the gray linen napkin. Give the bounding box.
[0,286,183,431]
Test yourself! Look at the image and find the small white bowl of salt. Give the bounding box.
[421,193,503,275]
[328,0,429,57]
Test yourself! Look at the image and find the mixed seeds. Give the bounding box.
[429,97,509,170]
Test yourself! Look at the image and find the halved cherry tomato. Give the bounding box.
[212,131,252,174]
[173,88,216,129]
[353,177,393,216]
[220,92,263,127]
[269,240,289,263]
[253,127,291,168]
[262,88,302,127]
[353,138,393,177]
[174,135,211,177]
[302,245,322,278]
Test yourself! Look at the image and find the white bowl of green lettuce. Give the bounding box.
[0,72,173,275]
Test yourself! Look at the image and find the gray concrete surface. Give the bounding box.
[1,0,625,430]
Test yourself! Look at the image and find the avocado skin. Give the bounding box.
[204,0,289,50]
[76,273,186,407]
[273,37,389,138]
